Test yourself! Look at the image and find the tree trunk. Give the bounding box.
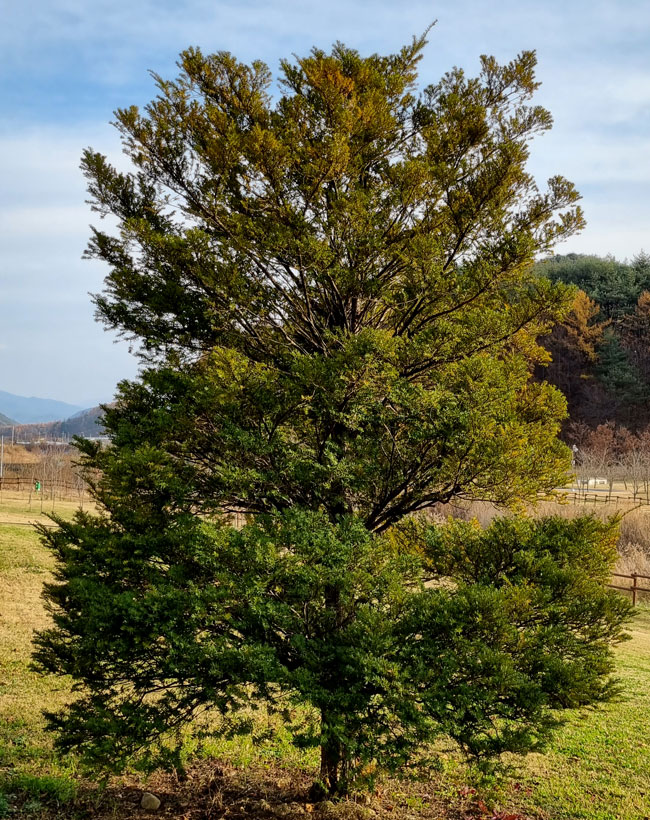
[320,729,341,795]
[319,549,347,796]
[319,583,343,796]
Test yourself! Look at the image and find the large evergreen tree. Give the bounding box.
[34,37,630,794]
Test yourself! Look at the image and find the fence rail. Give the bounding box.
[1,514,647,602]
[608,572,650,605]
[1,483,650,604]
[0,477,87,492]
[567,491,648,506]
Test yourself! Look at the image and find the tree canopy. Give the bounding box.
[34,36,630,795]
[537,252,650,320]
[80,36,583,525]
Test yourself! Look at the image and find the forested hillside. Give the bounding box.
[536,252,650,437]
[0,405,106,441]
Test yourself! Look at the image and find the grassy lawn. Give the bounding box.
[1,493,649,819]
[511,608,650,820]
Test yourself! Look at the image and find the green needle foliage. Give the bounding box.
[33,34,631,794]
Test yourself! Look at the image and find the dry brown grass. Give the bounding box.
[1,444,41,465]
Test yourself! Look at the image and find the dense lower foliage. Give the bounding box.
[33,34,631,794]
[35,510,630,791]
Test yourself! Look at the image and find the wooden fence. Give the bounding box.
[0,476,85,490]
[1,479,650,606]
[2,512,648,606]
[608,572,650,605]
[568,491,645,506]
[0,476,88,499]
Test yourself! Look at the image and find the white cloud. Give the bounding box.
[0,125,138,403]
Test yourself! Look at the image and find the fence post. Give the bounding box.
[632,573,638,607]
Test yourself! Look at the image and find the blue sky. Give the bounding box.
[1,0,649,406]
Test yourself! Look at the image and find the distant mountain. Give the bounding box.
[0,390,84,424]
[0,411,16,426]
[53,405,107,438]
[0,405,107,441]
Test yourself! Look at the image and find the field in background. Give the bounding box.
[1,490,650,818]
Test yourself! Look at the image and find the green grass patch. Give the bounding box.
[506,607,650,819]
[0,524,53,571]
[0,771,77,804]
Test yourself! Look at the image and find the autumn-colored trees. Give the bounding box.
[538,255,650,429]
[540,290,606,412]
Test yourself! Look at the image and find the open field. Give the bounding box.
[1,492,650,819]
[0,490,94,526]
